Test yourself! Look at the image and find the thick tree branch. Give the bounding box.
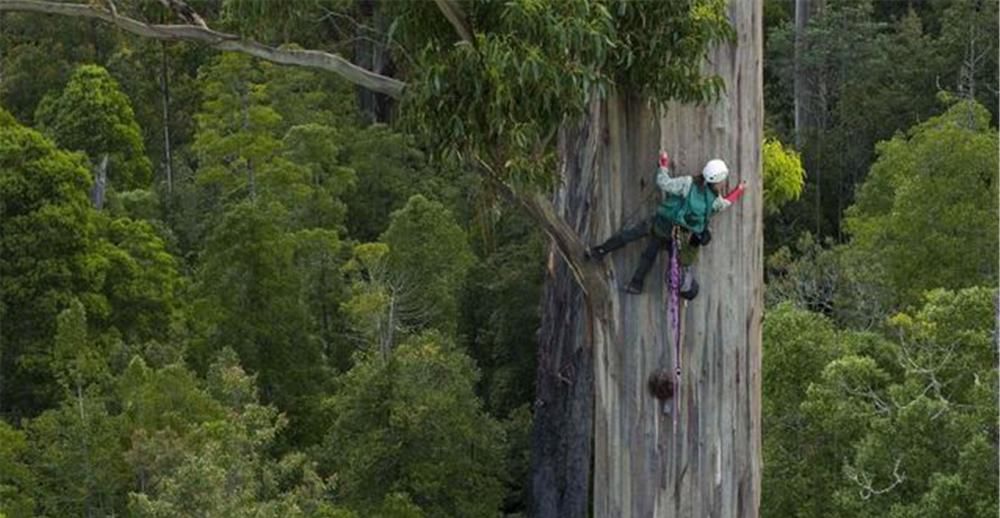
[476,160,607,306]
[0,0,405,98]
[433,0,474,45]
[516,192,607,301]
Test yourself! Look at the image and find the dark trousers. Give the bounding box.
[596,217,674,288]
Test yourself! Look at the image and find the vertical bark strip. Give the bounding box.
[530,100,602,518]
[532,1,762,516]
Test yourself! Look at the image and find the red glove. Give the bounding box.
[658,151,670,169]
[723,181,747,203]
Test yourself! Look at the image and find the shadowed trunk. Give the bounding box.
[531,1,762,516]
[355,0,395,123]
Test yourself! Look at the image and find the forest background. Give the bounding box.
[0,0,997,517]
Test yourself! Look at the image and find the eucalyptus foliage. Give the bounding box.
[396,0,732,189]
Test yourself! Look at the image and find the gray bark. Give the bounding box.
[91,154,108,209]
[532,1,762,516]
[530,103,602,518]
[160,42,173,194]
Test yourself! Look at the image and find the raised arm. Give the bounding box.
[712,181,747,212]
[656,167,693,196]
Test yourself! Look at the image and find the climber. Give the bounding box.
[585,151,746,296]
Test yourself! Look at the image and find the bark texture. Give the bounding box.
[532,1,762,516]
[530,101,602,518]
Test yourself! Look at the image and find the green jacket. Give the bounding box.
[655,181,718,235]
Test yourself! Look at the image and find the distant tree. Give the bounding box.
[191,201,328,445]
[763,287,998,518]
[459,211,544,417]
[0,14,117,123]
[341,125,455,242]
[24,396,129,517]
[191,53,287,208]
[281,123,356,230]
[843,100,998,308]
[320,331,506,517]
[0,422,34,518]
[341,242,410,360]
[765,232,891,329]
[35,65,152,189]
[761,303,875,517]
[127,349,348,517]
[93,216,183,343]
[381,195,475,335]
[0,109,99,414]
[188,53,356,242]
[761,137,806,215]
[1,108,182,416]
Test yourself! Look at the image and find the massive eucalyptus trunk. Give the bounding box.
[531,2,763,516]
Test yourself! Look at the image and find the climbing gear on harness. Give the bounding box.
[649,368,674,400]
[689,228,712,247]
[679,266,699,300]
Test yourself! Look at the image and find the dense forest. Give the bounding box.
[0,1,996,517]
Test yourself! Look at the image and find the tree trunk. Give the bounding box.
[355,0,395,123]
[793,0,808,147]
[530,102,602,518]
[793,0,824,147]
[160,41,173,194]
[531,2,762,516]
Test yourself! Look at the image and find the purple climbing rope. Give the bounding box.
[669,228,683,428]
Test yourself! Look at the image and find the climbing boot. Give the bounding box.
[585,245,609,261]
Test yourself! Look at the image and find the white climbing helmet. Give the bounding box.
[702,159,729,184]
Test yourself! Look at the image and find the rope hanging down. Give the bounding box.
[668,227,683,426]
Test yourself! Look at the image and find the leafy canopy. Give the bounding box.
[844,100,998,307]
[762,137,806,214]
[35,65,152,189]
[397,0,733,189]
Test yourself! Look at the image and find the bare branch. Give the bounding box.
[434,0,474,45]
[0,0,406,98]
[846,458,906,500]
[155,0,206,28]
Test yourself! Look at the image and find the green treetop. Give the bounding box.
[381,195,476,335]
[844,99,998,308]
[35,64,152,189]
